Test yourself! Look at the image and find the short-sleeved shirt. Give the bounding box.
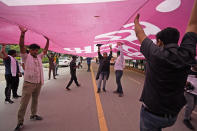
[87,57,92,64]
[48,56,55,68]
[140,32,197,115]
[21,53,44,84]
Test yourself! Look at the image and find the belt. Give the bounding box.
[142,105,177,118]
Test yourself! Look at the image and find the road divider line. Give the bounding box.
[90,66,108,131]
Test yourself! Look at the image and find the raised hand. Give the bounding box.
[117,42,123,46]
[109,44,112,49]
[19,26,28,33]
[43,35,49,41]
[1,44,6,51]
[134,14,140,24]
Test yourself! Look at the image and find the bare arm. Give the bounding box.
[134,14,147,44]
[0,54,3,59]
[19,26,27,54]
[1,44,8,58]
[43,36,49,55]
[186,0,197,34]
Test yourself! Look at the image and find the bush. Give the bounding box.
[43,63,49,68]
[42,57,49,63]
[0,59,3,64]
[15,57,21,61]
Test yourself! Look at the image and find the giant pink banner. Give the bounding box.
[0,0,195,59]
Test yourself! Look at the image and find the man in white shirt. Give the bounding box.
[114,42,125,97]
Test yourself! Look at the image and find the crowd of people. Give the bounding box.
[0,0,197,131]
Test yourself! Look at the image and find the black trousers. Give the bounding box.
[115,70,123,94]
[66,73,79,88]
[5,74,19,100]
[87,64,91,71]
[49,66,55,79]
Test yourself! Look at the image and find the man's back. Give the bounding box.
[140,32,197,115]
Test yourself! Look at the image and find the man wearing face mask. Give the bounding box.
[14,26,49,131]
[96,44,112,93]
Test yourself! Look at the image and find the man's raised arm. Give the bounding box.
[1,44,7,58]
[43,36,49,55]
[134,14,147,44]
[19,26,27,54]
[186,0,197,34]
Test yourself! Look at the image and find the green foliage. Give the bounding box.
[43,63,49,68]
[42,56,49,63]
[10,45,20,53]
[0,58,3,64]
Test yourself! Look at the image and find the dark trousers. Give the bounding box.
[66,73,79,88]
[5,74,19,100]
[49,66,55,79]
[115,70,123,94]
[87,64,91,71]
[140,105,177,131]
[55,64,58,75]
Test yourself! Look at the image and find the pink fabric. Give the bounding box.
[21,53,44,85]
[0,0,195,59]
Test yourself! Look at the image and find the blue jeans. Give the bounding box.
[97,72,108,89]
[115,70,123,93]
[140,105,177,131]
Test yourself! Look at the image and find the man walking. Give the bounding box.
[86,57,92,72]
[114,42,124,97]
[14,26,49,131]
[65,56,80,90]
[134,0,197,130]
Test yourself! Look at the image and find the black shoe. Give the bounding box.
[66,87,71,91]
[13,95,21,99]
[30,115,43,121]
[97,88,101,93]
[103,88,106,92]
[14,123,23,131]
[119,93,124,97]
[77,84,80,87]
[183,119,195,130]
[5,99,14,104]
[54,77,56,79]
[113,91,119,94]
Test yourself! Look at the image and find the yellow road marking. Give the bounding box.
[90,66,108,131]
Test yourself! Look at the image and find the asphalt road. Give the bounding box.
[0,63,196,131]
